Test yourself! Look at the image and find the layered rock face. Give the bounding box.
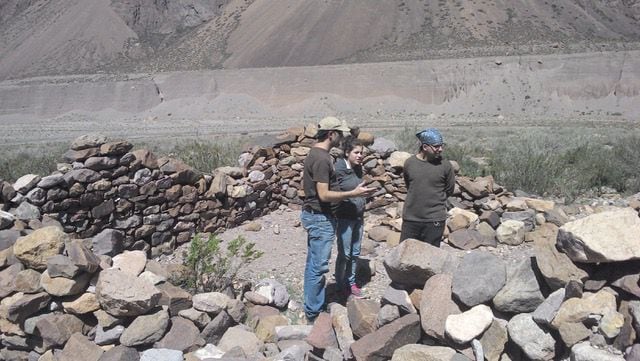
[1,124,640,360]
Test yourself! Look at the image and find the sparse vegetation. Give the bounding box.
[168,138,244,173]
[392,124,640,201]
[0,143,67,182]
[182,233,263,294]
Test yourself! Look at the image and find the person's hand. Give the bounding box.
[352,182,376,198]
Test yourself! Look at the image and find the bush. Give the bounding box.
[490,135,640,200]
[183,233,263,293]
[0,144,65,182]
[169,139,244,173]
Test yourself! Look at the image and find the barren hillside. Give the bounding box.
[1,0,639,79]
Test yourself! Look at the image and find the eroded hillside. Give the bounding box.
[1,0,639,79]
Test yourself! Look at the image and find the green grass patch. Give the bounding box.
[0,143,67,182]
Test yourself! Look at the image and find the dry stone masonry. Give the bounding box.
[1,123,640,360]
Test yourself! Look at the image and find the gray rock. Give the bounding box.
[25,187,46,205]
[92,229,125,256]
[6,292,51,323]
[13,174,41,194]
[0,263,23,297]
[192,292,230,314]
[378,304,401,327]
[0,210,15,230]
[47,255,80,278]
[63,168,102,184]
[369,137,397,158]
[502,209,536,231]
[275,325,313,341]
[493,257,545,313]
[71,134,108,150]
[218,325,264,355]
[11,202,41,221]
[571,341,625,361]
[254,279,290,308]
[201,310,235,345]
[139,349,183,361]
[507,313,555,361]
[532,288,566,326]
[95,269,162,317]
[96,345,139,361]
[120,307,170,346]
[381,284,417,314]
[452,251,506,307]
[154,316,204,352]
[95,324,125,345]
[37,174,64,189]
[384,239,458,288]
[0,229,20,250]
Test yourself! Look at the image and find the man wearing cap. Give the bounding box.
[301,116,375,322]
[401,127,455,246]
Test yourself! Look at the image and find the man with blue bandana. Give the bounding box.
[400,128,455,246]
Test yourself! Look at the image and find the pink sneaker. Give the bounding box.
[350,284,364,298]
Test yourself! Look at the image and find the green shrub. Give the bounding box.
[0,145,65,182]
[183,233,263,293]
[169,139,244,173]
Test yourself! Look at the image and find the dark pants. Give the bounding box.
[400,220,445,247]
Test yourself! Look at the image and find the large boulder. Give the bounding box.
[351,314,421,361]
[492,257,545,313]
[531,224,588,290]
[507,313,556,361]
[452,251,506,307]
[13,226,67,270]
[383,239,457,288]
[557,208,640,263]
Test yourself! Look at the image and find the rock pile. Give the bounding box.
[1,124,640,361]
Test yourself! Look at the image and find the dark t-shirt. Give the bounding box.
[402,155,455,222]
[303,147,336,213]
[334,158,365,219]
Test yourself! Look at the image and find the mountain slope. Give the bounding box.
[0,0,639,79]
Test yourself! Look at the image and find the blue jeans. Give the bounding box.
[301,210,336,320]
[335,218,363,290]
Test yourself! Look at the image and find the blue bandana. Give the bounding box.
[416,128,443,145]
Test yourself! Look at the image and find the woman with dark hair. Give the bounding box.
[334,136,366,298]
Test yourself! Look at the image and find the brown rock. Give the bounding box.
[532,224,588,290]
[420,274,461,341]
[13,226,67,270]
[56,333,104,361]
[306,312,338,349]
[347,298,380,338]
[351,314,421,361]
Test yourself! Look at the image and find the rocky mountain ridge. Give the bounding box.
[1,0,640,80]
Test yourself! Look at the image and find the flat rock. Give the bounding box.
[351,314,421,361]
[383,239,457,288]
[95,269,162,317]
[532,224,588,290]
[493,257,545,313]
[13,226,67,270]
[420,273,461,341]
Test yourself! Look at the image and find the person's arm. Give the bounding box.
[444,161,456,196]
[316,181,374,203]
